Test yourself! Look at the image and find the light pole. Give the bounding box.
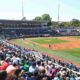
[58,0,60,27]
[22,0,24,19]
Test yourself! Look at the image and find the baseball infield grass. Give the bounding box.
[11,39,80,63]
[31,37,68,44]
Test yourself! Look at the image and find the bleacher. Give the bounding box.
[0,39,80,80]
[0,19,51,39]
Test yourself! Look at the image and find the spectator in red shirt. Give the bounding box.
[0,58,9,70]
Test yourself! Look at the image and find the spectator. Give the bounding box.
[0,40,80,80]
[29,62,37,73]
[0,71,7,80]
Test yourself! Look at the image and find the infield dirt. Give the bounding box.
[27,37,80,50]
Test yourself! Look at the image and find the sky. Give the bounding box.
[0,0,80,21]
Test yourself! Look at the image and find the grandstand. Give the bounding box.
[0,19,50,39]
[0,19,80,40]
[53,27,80,36]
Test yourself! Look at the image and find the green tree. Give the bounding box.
[42,14,52,26]
[59,22,70,27]
[22,17,27,21]
[42,14,52,21]
[51,21,58,28]
[33,16,42,21]
[70,19,80,27]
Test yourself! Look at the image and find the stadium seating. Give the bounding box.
[0,39,80,80]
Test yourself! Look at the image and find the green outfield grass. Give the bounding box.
[70,36,80,38]
[11,38,80,63]
[31,37,68,44]
[55,48,80,63]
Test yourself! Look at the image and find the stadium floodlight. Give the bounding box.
[22,0,24,19]
[58,0,60,27]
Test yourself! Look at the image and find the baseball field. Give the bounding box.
[10,36,80,67]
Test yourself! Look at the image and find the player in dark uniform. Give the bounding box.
[49,44,51,49]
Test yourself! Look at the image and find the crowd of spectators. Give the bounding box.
[0,40,80,80]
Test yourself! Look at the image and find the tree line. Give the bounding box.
[33,14,80,28]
